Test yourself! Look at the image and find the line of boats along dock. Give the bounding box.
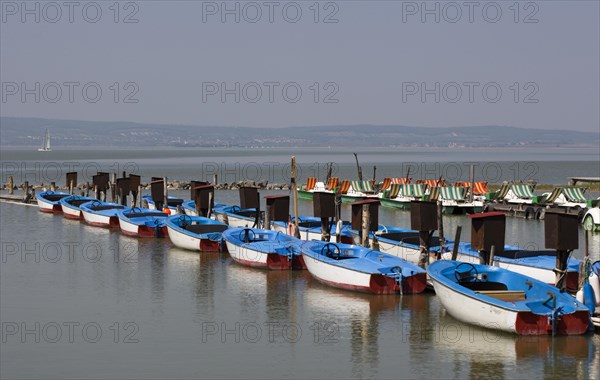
[32,171,600,337]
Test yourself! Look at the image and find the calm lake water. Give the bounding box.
[1,147,599,379]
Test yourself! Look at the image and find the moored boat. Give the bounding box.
[369,225,582,291]
[35,191,70,213]
[59,195,98,219]
[166,214,228,252]
[117,207,169,237]
[181,200,225,216]
[222,228,305,270]
[80,201,126,227]
[427,260,590,335]
[143,194,184,214]
[214,206,259,228]
[300,240,427,294]
[270,216,353,243]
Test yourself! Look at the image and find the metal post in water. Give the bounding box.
[489,245,496,265]
[163,177,168,211]
[23,181,29,202]
[110,173,116,203]
[335,195,342,244]
[437,200,445,259]
[478,250,489,265]
[291,157,301,238]
[469,164,475,203]
[361,204,370,248]
[265,202,272,230]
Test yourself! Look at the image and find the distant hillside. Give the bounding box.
[1,117,598,148]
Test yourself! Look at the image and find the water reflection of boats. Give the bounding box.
[431,312,597,379]
[303,285,401,317]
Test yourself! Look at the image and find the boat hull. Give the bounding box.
[215,213,256,228]
[81,209,119,227]
[119,218,168,238]
[61,203,83,219]
[225,241,305,270]
[302,254,426,294]
[166,225,222,252]
[379,198,411,210]
[37,198,62,213]
[431,278,589,335]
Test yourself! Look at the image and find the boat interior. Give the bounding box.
[494,249,556,259]
[67,199,96,207]
[44,194,69,202]
[183,224,228,234]
[167,198,184,206]
[89,205,125,211]
[124,212,169,218]
[377,231,442,247]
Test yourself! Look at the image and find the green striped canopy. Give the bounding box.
[562,187,587,203]
[440,186,467,201]
[510,184,535,199]
[351,180,374,193]
[400,184,425,197]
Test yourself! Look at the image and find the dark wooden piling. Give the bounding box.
[451,226,462,260]
[544,210,578,291]
[411,201,438,269]
[8,176,13,195]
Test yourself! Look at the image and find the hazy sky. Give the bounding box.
[1,1,599,131]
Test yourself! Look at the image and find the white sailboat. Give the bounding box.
[38,129,51,152]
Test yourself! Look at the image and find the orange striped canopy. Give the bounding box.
[454,181,488,195]
[337,180,351,194]
[417,179,446,187]
[326,177,339,191]
[391,177,412,185]
[304,177,317,191]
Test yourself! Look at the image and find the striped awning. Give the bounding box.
[454,181,488,195]
[562,187,587,203]
[386,183,401,198]
[440,186,467,201]
[391,178,412,184]
[510,184,535,199]
[400,184,425,197]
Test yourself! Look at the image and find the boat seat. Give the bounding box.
[476,290,526,302]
